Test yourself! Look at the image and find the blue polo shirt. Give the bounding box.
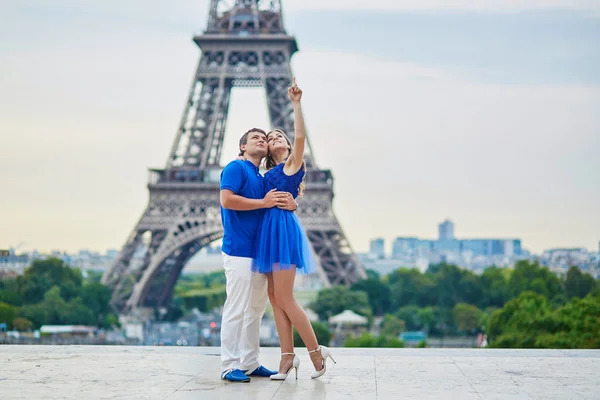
[220,160,265,258]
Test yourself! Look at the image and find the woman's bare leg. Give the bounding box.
[272,267,323,371]
[267,273,294,373]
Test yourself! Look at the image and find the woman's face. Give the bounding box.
[267,130,290,156]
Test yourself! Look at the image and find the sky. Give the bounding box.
[0,0,599,255]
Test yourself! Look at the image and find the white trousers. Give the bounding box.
[220,253,268,372]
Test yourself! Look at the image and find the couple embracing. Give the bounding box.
[219,79,335,383]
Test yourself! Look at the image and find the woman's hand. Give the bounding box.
[288,77,302,103]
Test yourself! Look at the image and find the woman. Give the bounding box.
[253,78,335,380]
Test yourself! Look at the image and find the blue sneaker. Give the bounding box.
[245,365,277,377]
[221,369,251,382]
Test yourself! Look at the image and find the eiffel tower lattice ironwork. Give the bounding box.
[101,0,366,313]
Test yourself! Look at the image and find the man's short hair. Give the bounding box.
[239,128,267,156]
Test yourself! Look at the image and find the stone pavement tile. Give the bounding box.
[559,350,600,358]
[379,388,482,399]
[2,346,598,399]
[62,377,186,400]
[567,384,600,400]
[512,377,584,400]
[0,380,80,400]
[0,345,61,354]
[478,391,533,400]
[377,357,474,393]
[273,364,376,399]
[168,379,278,400]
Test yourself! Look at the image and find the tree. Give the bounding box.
[417,307,436,333]
[180,287,226,313]
[12,317,33,331]
[351,278,392,315]
[487,291,555,348]
[19,286,95,328]
[395,306,421,331]
[294,321,331,347]
[452,303,483,333]
[507,260,563,301]
[380,314,405,337]
[0,301,17,330]
[388,268,435,308]
[564,266,596,299]
[344,333,404,348]
[458,271,485,307]
[545,293,600,348]
[487,291,600,349]
[309,286,371,321]
[365,269,381,281]
[17,258,83,304]
[431,264,466,309]
[0,277,23,306]
[479,267,508,308]
[81,282,112,317]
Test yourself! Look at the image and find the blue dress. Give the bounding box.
[252,163,317,275]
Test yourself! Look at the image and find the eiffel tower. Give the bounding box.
[101,0,366,313]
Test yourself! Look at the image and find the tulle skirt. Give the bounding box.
[252,207,317,274]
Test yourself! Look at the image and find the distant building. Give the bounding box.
[388,220,524,272]
[369,238,385,259]
[438,219,455,240]
[0,249,30,274]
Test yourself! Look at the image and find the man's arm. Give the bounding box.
[221,189,289,211]
[220,190,266,211]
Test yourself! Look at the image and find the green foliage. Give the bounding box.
[180,286,226,313]
[17,258,83,304]
[0,301,17,330]
[380,314,405,337]
[388,268,435,308]
[84,270,104,284]
[12,317,33,331]
[0,258,116,330]
[343,332,404,348]
[564,266,597,299]
[507,260,563,301]
[351,278,392,315]
[365,269,381,281]
[173,271,227,316]
[0,278,22,306]
[416,340,427,348]
[480,267,509,308]
[432,264,478,308]
[81,282,112,316]
[309,286,371,321]
[395,305,421,331]
[293,321,331,347]
[417,307,437,333]
[452,303,483,333]
[105,313,120,327]
[488,291,600,348]
[18,286,96,328]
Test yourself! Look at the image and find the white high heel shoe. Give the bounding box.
[270,353,300,380]
[309,345,336,379]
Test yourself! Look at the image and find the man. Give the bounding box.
[219,128,297,382]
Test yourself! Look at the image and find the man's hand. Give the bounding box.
[277,192,298,211]
[262,189,291,208]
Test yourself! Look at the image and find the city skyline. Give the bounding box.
[1,1,599,255]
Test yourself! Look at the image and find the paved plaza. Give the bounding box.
[1,345,599,399]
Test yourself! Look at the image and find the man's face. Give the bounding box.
[241,131,268,158]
